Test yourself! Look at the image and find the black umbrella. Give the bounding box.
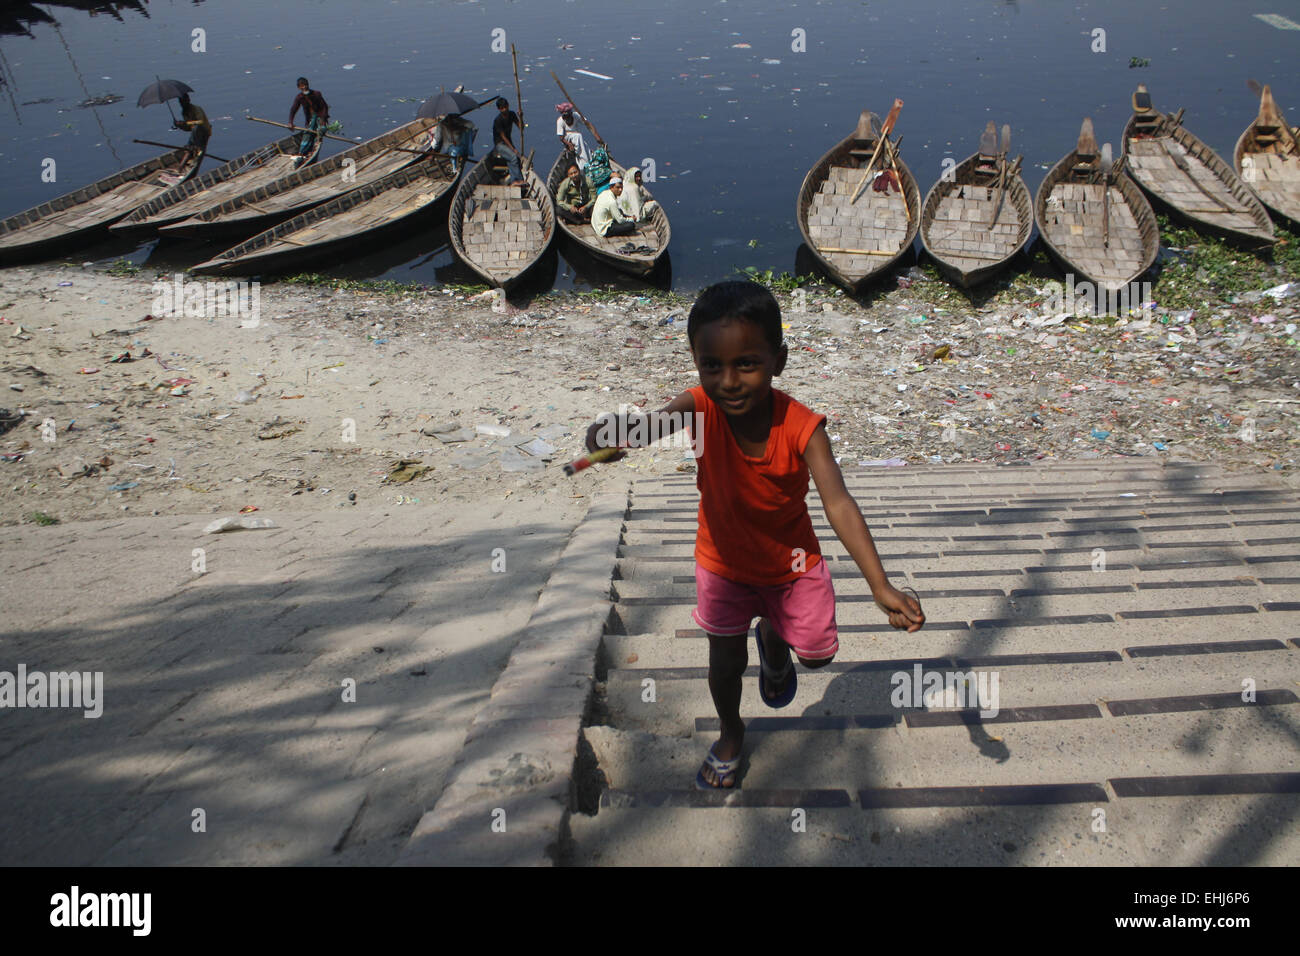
[137,77,193,124]
[137,78,193,108]
[417,90,492,119]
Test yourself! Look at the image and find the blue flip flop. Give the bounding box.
[695,743,741,790]
[754,621,797,709]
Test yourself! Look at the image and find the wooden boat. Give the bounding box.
[920,122,1032,288]
[545,152,670,276]
[796,110,921,291]
[448,155,555,289]
[191,153,459,276]
[1122,84,1274,248]
[111,132,323,237]
[0,145,203,262]
[160,118,436,241]
[1035,118,1160,293]
[1234,84,1300,228]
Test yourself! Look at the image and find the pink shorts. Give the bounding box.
[692,559,839,661]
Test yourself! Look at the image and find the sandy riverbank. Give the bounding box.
[2,259,1298,528]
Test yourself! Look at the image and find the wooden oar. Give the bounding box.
[816,246,897,256]
[984,124,1011,228]
[511,45,527,168]
[551,71,607,151]
[851,99,902,203]
[1156,110,1234,212]
[247,116,425,155]
[986,152,1022,230]
[1102,156,1122,247]
[134,138,231,163]
[881,134,911,221]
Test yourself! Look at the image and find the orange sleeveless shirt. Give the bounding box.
[688,386,826,586]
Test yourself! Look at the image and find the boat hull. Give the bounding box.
[1123,109,1274,249]
[191,154,459,276]
[160,118,436,242]
[920,152,1032,288]
[545,151,670,278]
[1035,146,1160,294]
[1234,88,1300,230]
[796,115,921,292]
[448,157,556,291]
[0,146,203,263]
[111,133,324,238]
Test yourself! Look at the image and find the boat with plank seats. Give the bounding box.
[1234,84,1300,229]
[920,121,1031,288]
[1035,117,1159,293]
[797,109,920,292]
[545,152,669,277]
[160,118,436,241]
[191,153,459,276]
[448,153,555,290]
[112,132,323,237]
[0,145,203,262]
[1122,84,1274,248]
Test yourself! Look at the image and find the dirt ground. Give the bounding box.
[2,260,1299,528]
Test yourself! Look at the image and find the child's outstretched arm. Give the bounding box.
[804,424,925,632]
[584,390,696,456]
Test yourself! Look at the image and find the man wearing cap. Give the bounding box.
[591,175,637,237]
[556,103,589,168]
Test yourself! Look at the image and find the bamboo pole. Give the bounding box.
[247,116,429,156]
[511,44,527,170]
[850,100,902,203]
[817,246,897,255]
[134,138,230,163]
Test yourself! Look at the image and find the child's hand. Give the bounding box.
[874,585,924,632]
[584,416,626,461]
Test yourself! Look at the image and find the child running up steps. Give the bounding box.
[584,280,924,790]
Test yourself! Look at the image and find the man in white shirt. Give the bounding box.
[556,103,589,168]
[592,176,637,237]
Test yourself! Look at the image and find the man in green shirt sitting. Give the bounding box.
[556,162,593,223]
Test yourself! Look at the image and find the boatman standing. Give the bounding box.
[556,102,589,168]
[173,92,210,166]
[289,77,329,159]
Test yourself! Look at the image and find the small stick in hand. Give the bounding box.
[563,446,623,476]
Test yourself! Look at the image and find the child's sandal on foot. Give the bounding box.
[695,743,741,790]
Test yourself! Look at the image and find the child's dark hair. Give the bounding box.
[297,77,310,87]
[687,281,783,351]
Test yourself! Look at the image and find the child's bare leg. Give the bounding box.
[703,633,747,786]
[757,617,795,695]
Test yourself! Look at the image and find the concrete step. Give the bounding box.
[599,653,1299,734]
[600,634,1300,671]
[607,588,1300,636]
[573,463,1300,866]
[566,794,1298,866]
[581,704,1300,791]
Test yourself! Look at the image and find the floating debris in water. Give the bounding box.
[1254,13,1300,30]
[574,68,613,80]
